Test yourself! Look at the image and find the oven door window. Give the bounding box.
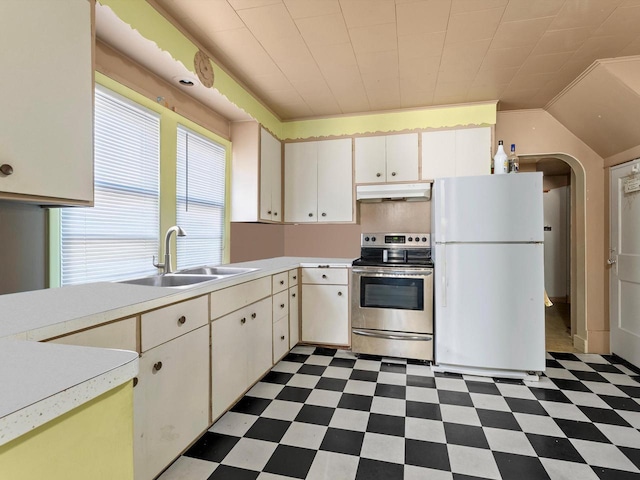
[360,276,424,311]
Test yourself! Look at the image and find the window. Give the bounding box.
[176,125,226,269]
[60,86,160,285]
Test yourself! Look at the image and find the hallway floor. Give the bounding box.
[545,302,578,353]
[159,346,640,480]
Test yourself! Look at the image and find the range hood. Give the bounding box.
[356,183,432,202]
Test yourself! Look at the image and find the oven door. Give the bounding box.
[351,266,433,334]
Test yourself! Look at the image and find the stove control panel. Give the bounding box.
[361,233,430,247]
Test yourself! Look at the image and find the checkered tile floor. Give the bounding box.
[158,347,640,480]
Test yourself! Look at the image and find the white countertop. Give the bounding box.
[0,256,353,446]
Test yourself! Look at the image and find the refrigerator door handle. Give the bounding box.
[441,244,447,307]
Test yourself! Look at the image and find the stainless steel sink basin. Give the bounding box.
[176,266,257,276]
[120,274,221,288]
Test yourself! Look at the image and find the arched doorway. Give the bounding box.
[520,154,587,353]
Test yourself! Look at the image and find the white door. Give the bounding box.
[543,187,568,299]
[284,142,318,222]
[454,127,491,177]
[386,133,419,182]
[317,138,353,222]
[422,130,456,180]
[260,128,281,221]
[434,243,545,372]
[610,159,640,366]
[432,173,544,243]
[355,136,386,183]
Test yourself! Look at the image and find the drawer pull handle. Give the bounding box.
[293,276,297,280]
[240,317,247,324]
[280,280,284,285]
[251,312,257,319]
[0,164,13,176]
[153,361,163,372]
[376,172,381,177]
[292,293,296,298]
[391,171,397,176]
[322,274,327,279]
[338,291,343,296]
[322,212,327,217]
[274,212,278,216]
[280,335,285,340]
[280,303,285,308]
[177,315,186,325]
[267,210,272,214]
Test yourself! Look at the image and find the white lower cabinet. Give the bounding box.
[273,315,289,362]
[134,325,209,480]
[301,267,350,345]
[211,296,272,420]
[289,286,299,349]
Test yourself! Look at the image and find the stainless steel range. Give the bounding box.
[351,233,434,361]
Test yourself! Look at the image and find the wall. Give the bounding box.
[231,201,431,260]
[496,109,607,353]
[0,201,46,294]
[229,223,284,263]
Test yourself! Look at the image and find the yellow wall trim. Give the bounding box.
[281,102,497,140]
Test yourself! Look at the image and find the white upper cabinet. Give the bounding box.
[355,133,419,183]
[317,138,353,222]
[0,0,93,205]
[284,138,353,223]
[284,142,318,222]
[422,126,492,179]
[259,127,282,221]
[231,122,282,223]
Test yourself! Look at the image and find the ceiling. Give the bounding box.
[149,0,640,121]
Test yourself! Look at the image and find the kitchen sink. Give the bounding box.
[119,274,221,288]
[176,266,257,276]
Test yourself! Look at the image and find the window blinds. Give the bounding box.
[176,125,226,270]
[60,86,160,285]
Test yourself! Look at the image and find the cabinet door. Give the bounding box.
[302,284,349,345]
[317,138,353,222]
[211,306,251,420]
[0,1,93,204]
[273,316,289,363]
[355,136,386,183]
[289,287,299,349]
[454,127,492,177]
[246,297,273,384]
[386,133,419,182]
[260,128,282,221]
[134,326,209,480]
[284,142,318,222]
[422,130,456,180]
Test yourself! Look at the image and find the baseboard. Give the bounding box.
[573,334,587,352]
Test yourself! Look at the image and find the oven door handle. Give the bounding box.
[352,329,432,342]
[352,267,433,276]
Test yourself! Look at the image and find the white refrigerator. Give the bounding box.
[431,172,545,379]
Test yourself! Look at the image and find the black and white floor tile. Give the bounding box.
[158,347,640,480]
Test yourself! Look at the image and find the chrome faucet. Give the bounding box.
[153,225,187,274]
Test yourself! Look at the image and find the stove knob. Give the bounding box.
[422,237,427,242]
[364,236,370,242]
[408,237,413,242]
[371,236,376,242]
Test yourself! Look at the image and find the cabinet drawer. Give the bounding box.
[48,317,137,352]
[141,296,208,352]
[272,290,289,321]
[302,267,348,285]
[272,272,288,293]
[273,316,289,363]
[288,269,299,286]
[210,276,271,319]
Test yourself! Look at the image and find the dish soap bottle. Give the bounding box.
[493,140,508,174]
[508,144,519,173]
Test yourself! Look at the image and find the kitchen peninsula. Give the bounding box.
[0,256,352,480]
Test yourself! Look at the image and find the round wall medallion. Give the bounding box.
[194,50,214,88]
